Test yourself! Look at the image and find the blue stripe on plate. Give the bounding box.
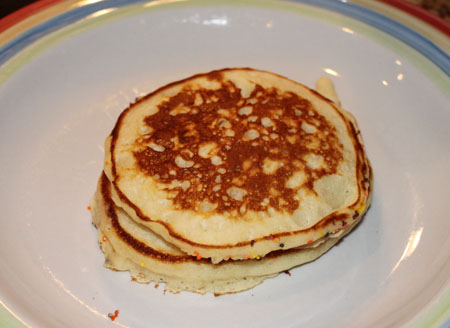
[0,0,449,75]
[294,0,450,76]
[0,0,140,66]
[0,0,448,327]
[442,316,450,328]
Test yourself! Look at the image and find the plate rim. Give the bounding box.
[0,1,449,327]
[0,0,449,76]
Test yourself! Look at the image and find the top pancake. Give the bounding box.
[105,68,371,263]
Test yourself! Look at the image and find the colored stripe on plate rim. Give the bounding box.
[0,0,65,34]
[296,0,449,76]
[379,0,450,37]
[0,0,449,327]
[2,0,448,55]
[0,0,449,75]
[349,0,450,53]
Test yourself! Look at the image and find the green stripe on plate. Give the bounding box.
[0,0,448,99]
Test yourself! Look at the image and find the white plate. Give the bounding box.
[0,1,449,327]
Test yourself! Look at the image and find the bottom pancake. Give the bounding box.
[91,172,359,295]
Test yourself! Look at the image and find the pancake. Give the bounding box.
[104,68,372,263]
[92,172,364,295]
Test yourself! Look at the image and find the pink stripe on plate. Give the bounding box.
[379,0,450,37]
[0,0,65,34]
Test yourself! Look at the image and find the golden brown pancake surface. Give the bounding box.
[104,68,372,263]
[91,172,368,294]
[132,77,343,214]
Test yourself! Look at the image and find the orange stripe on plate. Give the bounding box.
[379,0,450,37]
[0,0,65,34]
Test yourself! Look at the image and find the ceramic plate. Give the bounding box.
[0,1,449,327]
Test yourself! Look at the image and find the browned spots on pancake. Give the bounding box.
[99,173,356,263]
[106,68,371,254]
[133,71,344,214]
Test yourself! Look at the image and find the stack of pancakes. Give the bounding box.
[91,68,372,295]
